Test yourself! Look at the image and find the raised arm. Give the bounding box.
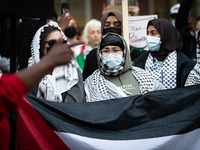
[175,0,194,32]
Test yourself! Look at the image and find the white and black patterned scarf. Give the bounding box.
[28,21,78,102]
[97,33,126,76]
[185,34,200,86]
[85,67,165,102]
[145,51,177,89]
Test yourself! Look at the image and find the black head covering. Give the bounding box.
[101,10,122,35]
[100,34,124,51]
[147,18,183,61]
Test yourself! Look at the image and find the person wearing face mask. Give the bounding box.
[133,18,196,89]
[84,33,165,102]
[64,18,83,60]
[83,10,144,80]
[64,18,84,71]
[65,18,81,42]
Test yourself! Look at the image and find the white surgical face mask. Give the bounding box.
[146,36,162,52]
[101,53,123,70]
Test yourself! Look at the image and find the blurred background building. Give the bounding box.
[54,0,200,32]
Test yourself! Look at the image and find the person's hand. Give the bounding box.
[142,90,148,95]
[102,3,108,15]
[57,10,72,32]
[128,0,140,16]
[16,39,84,92]
[42,39,85,69]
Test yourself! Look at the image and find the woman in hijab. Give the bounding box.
[84,33,165,102]
[133,18,196,89]
[28,21,84,102]
[83,10,143,80]
[185,28,200,86]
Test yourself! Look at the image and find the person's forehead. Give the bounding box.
[46,30,62,41]
[89,26,101,31]
[69,19,77,26]
[105,16,120,22]
[147,25,157,31]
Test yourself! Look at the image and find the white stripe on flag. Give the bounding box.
[55,128,200,150]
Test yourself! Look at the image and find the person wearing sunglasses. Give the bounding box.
[84,33,165,102]
[28,22,84,103]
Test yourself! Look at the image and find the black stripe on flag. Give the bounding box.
[25,84,200,141]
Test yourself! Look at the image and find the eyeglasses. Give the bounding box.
[45,39,67,52]
[101,47,122,55]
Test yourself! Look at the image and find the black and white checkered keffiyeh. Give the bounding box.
[85,67,165,102]
[145,51,177,89]
[28,21,78,102]
[96,33,127,76]
[185,40,200,86]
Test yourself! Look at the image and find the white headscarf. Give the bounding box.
[28,21,78,102]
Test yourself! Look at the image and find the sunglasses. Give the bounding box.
[45,39,67,53]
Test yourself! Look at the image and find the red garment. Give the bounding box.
[0,74,27,150]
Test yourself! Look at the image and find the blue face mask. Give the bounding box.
[101,53,123,70]
[146,36,162,51]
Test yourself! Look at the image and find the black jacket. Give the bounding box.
[133,51,196,88]
[176,0,196,59]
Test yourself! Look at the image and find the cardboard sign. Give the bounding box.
[129,15,158,50]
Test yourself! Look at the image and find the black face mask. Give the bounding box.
[102,27,121,36]
[65,26,76,38]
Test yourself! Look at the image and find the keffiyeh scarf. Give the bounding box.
[97,34,127,77]
[185,39,200,86]
[145,51,177,89]
[28,21,78,102]
[85,67,165,102]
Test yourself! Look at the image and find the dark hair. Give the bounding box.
[71,18,81,38]
[108,12,115,17]
[53,10,58,21]
[147,21,153,27]
[16,20,46,70]
[39,26,60,58]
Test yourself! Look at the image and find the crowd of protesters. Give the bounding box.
[1,0,200,149]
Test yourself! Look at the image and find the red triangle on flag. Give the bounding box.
[16,97,70,150]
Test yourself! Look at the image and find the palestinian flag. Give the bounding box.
[17,85,200,150]
[76,44,85,71]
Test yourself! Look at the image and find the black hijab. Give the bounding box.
[100,34,124,50]
[101,10,122,35]
[147,18,183,61]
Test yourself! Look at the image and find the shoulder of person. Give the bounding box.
[177,51,196,68]
[86,48,98,60]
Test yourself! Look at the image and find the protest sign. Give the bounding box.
[129,15,158,50]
